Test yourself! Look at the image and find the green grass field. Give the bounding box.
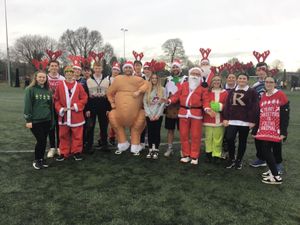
[0,83,299,225]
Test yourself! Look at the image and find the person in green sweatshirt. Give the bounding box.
[24,71,54,170]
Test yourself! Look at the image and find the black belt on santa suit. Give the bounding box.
[180,105,202,109]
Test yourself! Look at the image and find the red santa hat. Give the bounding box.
[68,55,82,70]
[171,59,181,68]
[188,67,202,76]
[199,48,212,65]
[122,61,134,70]
[112,62,121,71]
[143,61,151,69]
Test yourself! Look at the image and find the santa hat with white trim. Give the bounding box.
[112,61,121,71]
[122,61,134,70]
[171,59,182,68]
[68,55,82,70]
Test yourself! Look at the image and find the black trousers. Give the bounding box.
[48,111,59,148]
[261,141,283,176]
[31,121,51,160]
[146,116,163,149]
[226,125,250,161]
[87,108,108,148]
[255,139,265,161]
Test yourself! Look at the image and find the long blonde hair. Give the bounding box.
[28,71,49,89]
[147,74,163,104]
[208,75,222,91]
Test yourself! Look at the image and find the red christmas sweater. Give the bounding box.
[255,89,289,142]
[47,73,65,95]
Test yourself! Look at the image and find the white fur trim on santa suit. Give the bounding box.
[74,103,79,112]
[63,81,77,126]
[59,108,65,117]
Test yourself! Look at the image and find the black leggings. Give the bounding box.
[31,121,51,160]
[226,125,250,161]
[146,117,163,149]
[48,111,59,148]
[87,109,108,148]
[261,141,282,176]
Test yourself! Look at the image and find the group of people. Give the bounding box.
[24,49,290,185]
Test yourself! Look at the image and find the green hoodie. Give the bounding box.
[24,85,53,124]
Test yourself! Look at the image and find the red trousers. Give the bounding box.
[179,118,202,159]
[59,125,83,157]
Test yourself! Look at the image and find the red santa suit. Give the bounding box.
[54,80,88,157]
[203,89,228,126]
[169,82,209,159]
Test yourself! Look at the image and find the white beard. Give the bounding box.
[188,76,200,91]
[201,65,211,77]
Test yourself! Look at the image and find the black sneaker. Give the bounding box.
[32,160,43,170]
[225,159,235,169]
[109,138,116,146]
[235,160,243,170]
[74,153,83,161]
[40,159,49,168]
[56,155,65,162]
[213,157,221,165]
[205,152,212,163]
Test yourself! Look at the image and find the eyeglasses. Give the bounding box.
[65,70,74,73]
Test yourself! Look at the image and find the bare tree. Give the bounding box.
[162,38,186,63]
[271,59,284,71]
[13,35,58,64]
[227,57,240,65]
[59,27,103,57]
[102,42,114,63]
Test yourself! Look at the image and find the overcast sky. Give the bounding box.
[0,0,299,71]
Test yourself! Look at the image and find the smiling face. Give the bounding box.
[226,74,236,87]
[36,72,47,86]
[124,66,133,76]
[256,66,267,81]
[150,74,159,86]
[93,65,103,76]
[212,77,222,89]
[64,67,74,82]
[73,67,82,80]
[171,65,181,76]
[265,76,276,92]
[48,61,59,75]
[237,74,248,88]
[134,62,142,74]
[82,69,92,79]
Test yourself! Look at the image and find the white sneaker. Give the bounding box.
[141,143,146,150]
[47,148,56,158]
[262,175,282,185]
[190,159,198,165]
[180,157,191,163]
[262,170,272,178]
[164,148,173,157]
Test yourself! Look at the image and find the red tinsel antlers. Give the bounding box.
[89,51,105,62]
[253,50,270,63]
[149,59,166,73]
[132,51,144,61]
[32,59,49,71]
[45,49,62,61]
[199,48,211,60]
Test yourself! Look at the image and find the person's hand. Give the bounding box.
[25,122,32,129]
[252,135,256,138]
[249,123,255,129]
[70,106,75,111]
[153,116,159,121]
[133,90,141,97]
[86,111,91,117]
[63,107,68,112]
[223,120,229,127]
[111,103,116,109]
[280,135,286,140]
[160,98,168,104]
[206,108,216,118]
